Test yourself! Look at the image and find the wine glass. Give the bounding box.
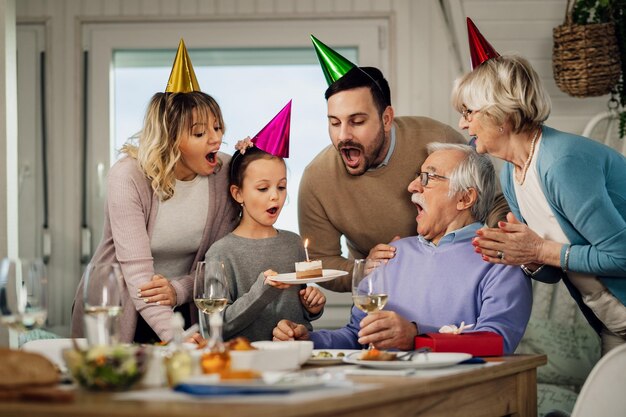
[193,260,229,345]
[83,263,123,346]
[0,257,47,332]
[194,260,230,374]
[351,258,388,350]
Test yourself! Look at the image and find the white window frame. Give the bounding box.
[17,23,45,261]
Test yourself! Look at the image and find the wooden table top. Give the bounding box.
[0,354,547,417]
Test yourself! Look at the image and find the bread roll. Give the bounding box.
[0,348,58,389]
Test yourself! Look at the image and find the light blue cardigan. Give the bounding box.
[501,126,626,311]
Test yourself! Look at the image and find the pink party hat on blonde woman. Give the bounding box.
[467,17,500,70]
[251,100,292,158]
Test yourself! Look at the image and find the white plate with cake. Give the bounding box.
[269,268,348,284]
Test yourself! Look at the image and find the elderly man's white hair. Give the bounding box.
[426,143,496,224]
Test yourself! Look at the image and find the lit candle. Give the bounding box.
[304,238,310,262]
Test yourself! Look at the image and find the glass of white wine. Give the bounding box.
[83,262,123,346]
[193,260,229,346]
[0,257,47,333]
[351,258,388,350]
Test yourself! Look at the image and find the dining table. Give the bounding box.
[0,354,546,417]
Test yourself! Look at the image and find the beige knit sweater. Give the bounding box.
[298,116,508,292]
[71,155,238,342]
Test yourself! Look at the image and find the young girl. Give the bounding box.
[205,104,326,342]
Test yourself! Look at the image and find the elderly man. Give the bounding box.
[300,37,508,292]
[276,143,532,354]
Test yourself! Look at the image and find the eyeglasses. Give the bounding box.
[461,106,477,122]
[415,172,450,187]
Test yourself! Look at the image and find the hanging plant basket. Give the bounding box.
[553,1,621,97]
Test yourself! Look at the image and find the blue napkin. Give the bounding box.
[175,383,290,396]
[459,357,486,364]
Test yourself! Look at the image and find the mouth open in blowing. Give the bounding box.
[340,146,363,169]
[206,151,218,166]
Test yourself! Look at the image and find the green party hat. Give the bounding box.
[310,35,356,86]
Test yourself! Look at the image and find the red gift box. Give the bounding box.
[414,331,503,357]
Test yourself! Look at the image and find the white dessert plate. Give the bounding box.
[306,349,361,366]
[343,351,472,369]
[269,269,348,284]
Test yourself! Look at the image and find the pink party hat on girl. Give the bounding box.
[251,100,291,158]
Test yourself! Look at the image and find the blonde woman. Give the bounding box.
[71,42,238,343]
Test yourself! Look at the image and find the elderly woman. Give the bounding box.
[452,54,626,354]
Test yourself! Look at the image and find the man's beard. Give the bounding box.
[338,123,386,176]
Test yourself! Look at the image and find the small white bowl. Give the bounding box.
[241,341,300,371]
[270,340,314,365]
[230,349,299,372]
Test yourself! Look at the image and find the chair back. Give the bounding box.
[570,343,626,417]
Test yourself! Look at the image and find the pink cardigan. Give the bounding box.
[71,155,238,342]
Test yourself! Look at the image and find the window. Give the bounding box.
[17,24,45,259]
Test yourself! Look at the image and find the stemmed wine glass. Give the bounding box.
[351,258,388,350]
[0,257,47,333]
[83,262,123,346]
[193,260,229,347]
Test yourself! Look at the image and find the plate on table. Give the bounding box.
[343,351,472,369]
[306,349,361,366]
[176,374,326,396]
[269,269,348,284]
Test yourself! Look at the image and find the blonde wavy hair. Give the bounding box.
[121,91,225,200]
[451,54,551,134]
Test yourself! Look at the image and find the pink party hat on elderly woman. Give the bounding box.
[467,17,500,70]
[251,100,292,158]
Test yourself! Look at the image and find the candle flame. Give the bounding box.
[304,238,309,248]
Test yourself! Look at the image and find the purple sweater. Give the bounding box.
[310,223,532,354]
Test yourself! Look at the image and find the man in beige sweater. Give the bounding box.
[299,59,507,292]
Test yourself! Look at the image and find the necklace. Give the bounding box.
[516,127,540,185]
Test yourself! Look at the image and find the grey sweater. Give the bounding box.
[206,230,322,341]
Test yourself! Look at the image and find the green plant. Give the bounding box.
[572,0,626,137]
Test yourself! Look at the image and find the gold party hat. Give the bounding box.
[165,39,200,93]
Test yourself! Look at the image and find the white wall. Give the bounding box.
[11,0,612,336]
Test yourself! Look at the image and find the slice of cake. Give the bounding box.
[295,260,323,279]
